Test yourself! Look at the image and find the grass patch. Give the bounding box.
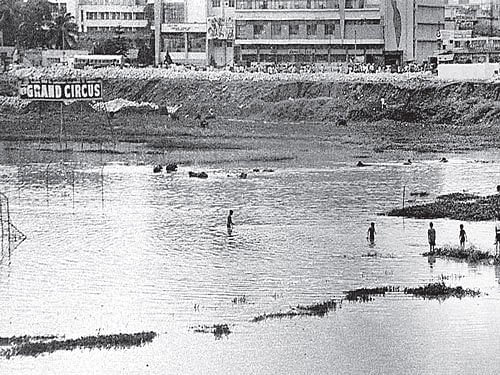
[0,331,157,358]
[386,192,500,221]
[423,245,498,264]
[252,299,340,322]
[191,324,231,339]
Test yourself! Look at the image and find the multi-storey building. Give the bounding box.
[207,0,236,66]
[79,0,149,33]
[233,0,444,66]
[149,0,207,65]
[48,0,79,20]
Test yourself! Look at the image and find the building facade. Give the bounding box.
[74,0,444,66]
[233,0,444,66]
[78,0,149,33]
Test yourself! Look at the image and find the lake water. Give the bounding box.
[0,137,500,375]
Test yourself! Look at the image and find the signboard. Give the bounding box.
[18,80,103,101]
[454,30,473,39]
[207,17,234,40]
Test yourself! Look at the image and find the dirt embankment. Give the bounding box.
[96,78,500,125]
[2,76,500,125]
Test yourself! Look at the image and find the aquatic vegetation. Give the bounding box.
[0,331,157,358]
[404,282,480,300]
[192,324,231,339]
[252,299,340,322]
[0,335,60,347]
[253,282,481,322]
[386,192,500,221]
[344,287,396,302]
[232,295,247,304]
[423,245,498,264]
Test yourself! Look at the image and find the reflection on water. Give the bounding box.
[0,141,500,374]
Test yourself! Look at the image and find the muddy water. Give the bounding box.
[0,139,500,375]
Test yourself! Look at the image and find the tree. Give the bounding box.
[47,12,78,49]
[96,26,129,56]
[0,0,20,46]
[16,0,52,48]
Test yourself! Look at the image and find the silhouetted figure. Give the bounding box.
[227,210,234,234]
[459,224,467,250]
[367,222,376,245]
[428,222,436,253]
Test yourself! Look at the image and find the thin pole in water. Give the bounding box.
[59,102,64,150]
[402,185,406,211]
[101,165,104,209]
[72,169,75,211]
[5,195,10,250]
[46,162,51,206]
[0,194,4,249]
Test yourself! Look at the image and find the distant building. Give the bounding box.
[79,0,149,33]
[148,0,207,65]
[48,0,78,20]
[233,0,444,66]
[439,29,500,63]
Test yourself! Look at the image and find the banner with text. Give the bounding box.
[18,80,103,101]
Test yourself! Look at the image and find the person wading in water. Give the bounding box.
[367,222,376,245]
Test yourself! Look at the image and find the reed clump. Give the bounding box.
[252,298,340,322]
[423,245,498,264]
[192,324,231,339]
[386,192,500,221]
[0,331,157,358]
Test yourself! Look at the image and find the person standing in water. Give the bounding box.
[459,224,467,250]
[227,210,234,233]
[428,222,436,253]
[367,222,376,245]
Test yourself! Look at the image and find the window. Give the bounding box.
[135,12,144,20]
[289,22,299,36]
[212,0,221,7]
[235,23,244,38]
[188,33,206,52]
[166,33,184,52]
[325,23,335,35]
[228,0,235,6]
[253,24,264,37]
[307,23,317,36]
[271,23,282,37]
[164,3,185,23]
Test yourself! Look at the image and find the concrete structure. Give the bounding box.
[79,0,149,33]
[207,0,235,66]
[439,29,500,63]
[149,0,207,65]
[438,62,499,79]
[48,0,78,20]
[233,0,444,66]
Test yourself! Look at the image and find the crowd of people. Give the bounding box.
[219,61,437,75]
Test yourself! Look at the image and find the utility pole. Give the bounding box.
[154,0,162,67]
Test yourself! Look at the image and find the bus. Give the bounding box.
[72,55,124,69]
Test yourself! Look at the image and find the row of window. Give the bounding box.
[85,12,144,20]
[212,0,236,7]
[164,33,206,52]
[238,43,383,49]
[86,26,142,31]
[80,0,146,5]
[249,22,337,37]
[164,3,185,23]
[236,0,339,10]
[235,0,379,10]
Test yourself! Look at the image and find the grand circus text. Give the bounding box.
[19,81,102,101]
